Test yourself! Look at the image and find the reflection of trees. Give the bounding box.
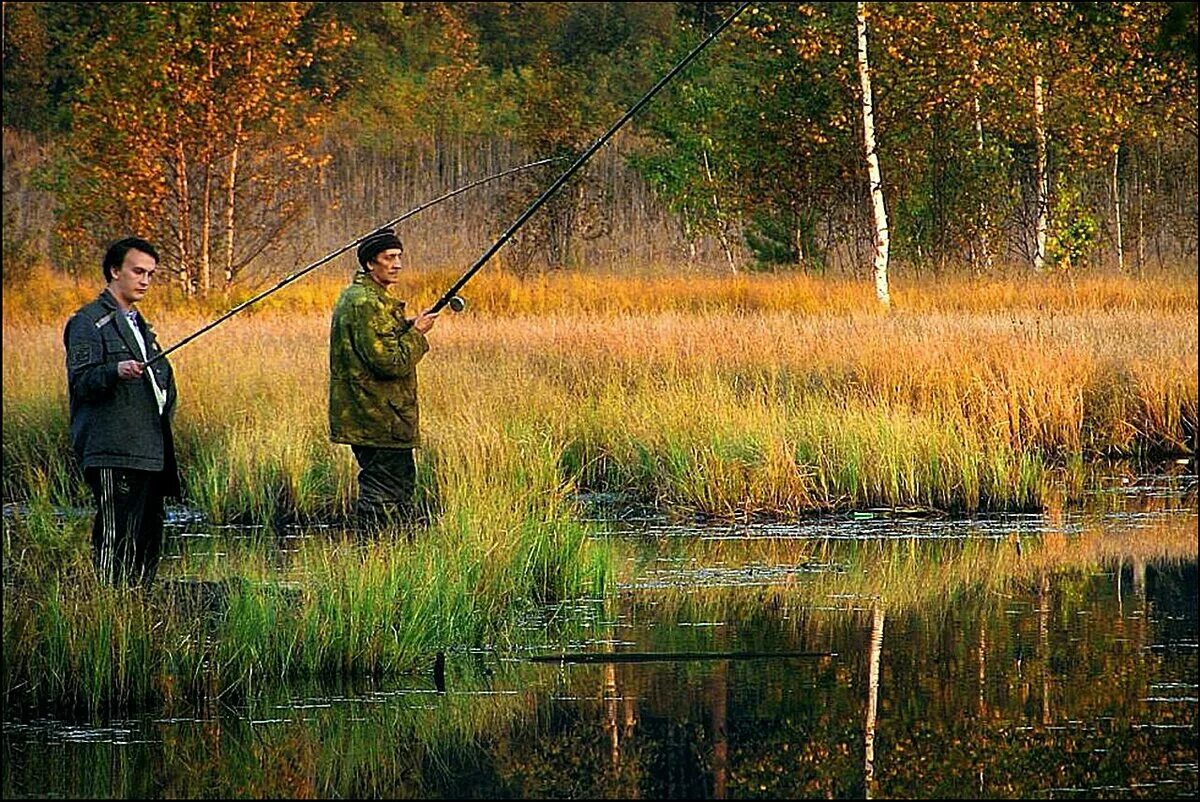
[864,604,884,800]
[708,662,727,800]
[601,641,644,797]
[978,614,988,718]
[604,662,620,770]
[1039,571,1052,726]
[871,562,1195,797]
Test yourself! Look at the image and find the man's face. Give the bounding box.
[367,248,404,288]
[109,248,157,307]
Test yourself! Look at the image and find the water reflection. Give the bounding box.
[864,604,883,800]
[4,476,1197,799]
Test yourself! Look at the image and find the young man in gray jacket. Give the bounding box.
[64,237,180,587]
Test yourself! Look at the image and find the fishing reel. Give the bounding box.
[448,295,466,312]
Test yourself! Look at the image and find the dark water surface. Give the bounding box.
[4,473,1197,798]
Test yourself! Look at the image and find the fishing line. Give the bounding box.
[420,1,753,319]
[145,156,565,366]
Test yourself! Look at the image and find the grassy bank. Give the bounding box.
[2,270,1193,711]
[3,272,1195,520]
[2,496,611,712]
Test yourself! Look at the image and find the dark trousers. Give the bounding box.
[84,467,166,587]
[351,445,417,528]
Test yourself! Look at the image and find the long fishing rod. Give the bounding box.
[421,1,752,319]
[144,156,564,367]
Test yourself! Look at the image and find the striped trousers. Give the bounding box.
[84,467,166,587]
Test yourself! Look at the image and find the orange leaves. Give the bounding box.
[52,2,353,295]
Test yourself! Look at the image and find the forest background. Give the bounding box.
[2,0,1196,295]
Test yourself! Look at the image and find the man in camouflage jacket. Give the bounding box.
[329,228,437,528]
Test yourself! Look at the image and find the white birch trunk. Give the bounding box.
[200,165,212,296]
[702,149,736,272]
[1033,72,1048,271]
[1111,145,1124,272]
[1135,152,1145,274]
[224,118,242,287]
[857,2,890,307]
[173,140,193,297]
[972,53,992,272]
[200,41,214,296]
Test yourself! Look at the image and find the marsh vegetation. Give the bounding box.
[2,271,1195,714]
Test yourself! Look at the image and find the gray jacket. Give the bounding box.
[63,289,180,494]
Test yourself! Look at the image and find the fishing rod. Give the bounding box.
[144,156,565,367]
[419,0,752,320]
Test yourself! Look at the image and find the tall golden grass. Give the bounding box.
[7,267,1197,322]
[3,270,1195,518]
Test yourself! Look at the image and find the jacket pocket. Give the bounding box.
[386,399,418,440]
[103,338,134,360]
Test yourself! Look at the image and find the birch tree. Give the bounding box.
[1054,3,1193,273]
[55,2,350,295]
[967,3,993,272]
[856,2,890,306]
[1033,69,1048,271]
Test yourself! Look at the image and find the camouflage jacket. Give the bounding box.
[328,272,430,447]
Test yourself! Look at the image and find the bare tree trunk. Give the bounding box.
[224,118,241,287]
[1111,144,1124,273]
[200,164,212,296]
[1152,140,1163,269]
[971,44,992,273]
[1033,72,1048,271]
[173,140,193,296]
[702,149,736,272]
[199,35,215,296]
[1135,151,1145,275]
[857,2,890,308]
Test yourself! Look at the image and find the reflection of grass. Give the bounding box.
[8,512,1195,798]
[3,273,1195,520]
[4,663,562,798]
[610,509,1199,626]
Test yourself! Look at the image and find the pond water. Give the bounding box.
[3,469,1197,798]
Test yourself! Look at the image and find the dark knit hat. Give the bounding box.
[356,228,404,269]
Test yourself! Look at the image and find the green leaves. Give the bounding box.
[4,2,1194,277]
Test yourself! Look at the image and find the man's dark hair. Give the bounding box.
[103,237,159,282]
